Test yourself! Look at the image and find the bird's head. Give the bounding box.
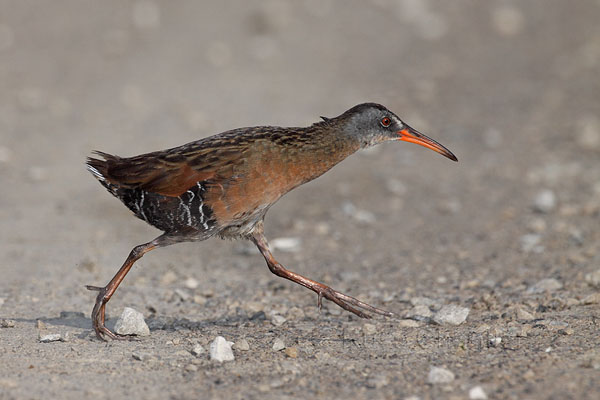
[333,103,458,162]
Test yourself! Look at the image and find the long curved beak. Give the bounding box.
[398,125,458,162]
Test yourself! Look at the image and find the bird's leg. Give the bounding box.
[85,234,169,340]
[251,227,393,319]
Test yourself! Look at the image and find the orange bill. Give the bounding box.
[398,125,458,162]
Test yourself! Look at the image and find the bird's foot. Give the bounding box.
[316,285,394,319]
[85,285,130,341]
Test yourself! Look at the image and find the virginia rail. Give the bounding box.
[86,103,457,340]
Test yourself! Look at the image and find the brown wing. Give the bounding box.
[88,134,256,197]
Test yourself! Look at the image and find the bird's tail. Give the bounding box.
[86,151,120,196]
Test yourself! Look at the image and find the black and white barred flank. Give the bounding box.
[86,161,216,236]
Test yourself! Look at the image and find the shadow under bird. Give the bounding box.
[86,102,458,340]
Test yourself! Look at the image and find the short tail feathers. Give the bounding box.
[86,151,121,196]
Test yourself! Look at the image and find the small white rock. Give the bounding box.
[132,351,153,361]
[234,338,250,351]
[516,307,535,321]
[209,336,235,362]
[585,269,600,287]
[184,277,199,289]
[114,307,150,336]
[271,237,302,252]
[39,333,62,343]
[433,305,470,326]
[174,288,190,302]
[342,201,376,224]
[527,278,563,294]
[469,385,488,400]
[271,314,287,327]
[427,366,455,384]
[191,344,205,356]
[490,337,502,347]
[411,304,433,319]
[533,190,557,213]
[272,338,286,351]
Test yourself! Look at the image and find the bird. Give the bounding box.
[85,102,458,340]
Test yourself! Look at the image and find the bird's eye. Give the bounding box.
[380,117,391,127]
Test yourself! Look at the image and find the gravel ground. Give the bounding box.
[1,1,599,399]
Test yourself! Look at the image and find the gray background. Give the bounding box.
[1,1,599,399]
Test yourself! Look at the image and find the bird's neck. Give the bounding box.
[286,124,361,185]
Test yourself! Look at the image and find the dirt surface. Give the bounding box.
[1,1,599,399]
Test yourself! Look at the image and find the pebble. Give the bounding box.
[184,277,199,289]
[411,305,433,319]
[284,347,298,358]
[398,319,422,328]
[272,338,286,351]
[191,344,205,357]
[342,201,376,224]
[271,237,301,252]
[585,269,600,287]
[234,338,250,351]
[209,336,235,362]
[270,314,287,327]
[174,288,191,302]
[582,293,600,305]
[0,319,15,328]
[559,327,574,335]
[433,305,470,326]
[527,278,563,294]
[427,366,455,384]
[363,323,377,335]
[520,234,544,253]
[114,307,150,336]
[185,364,198,372]
[516,307,535,321]
[469,385,488,400]
[490,337,502,347]
[533,190,557,213]
[132,351,153,361]
[39,333,62,343]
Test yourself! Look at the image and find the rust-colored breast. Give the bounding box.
[205,138,357,229]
